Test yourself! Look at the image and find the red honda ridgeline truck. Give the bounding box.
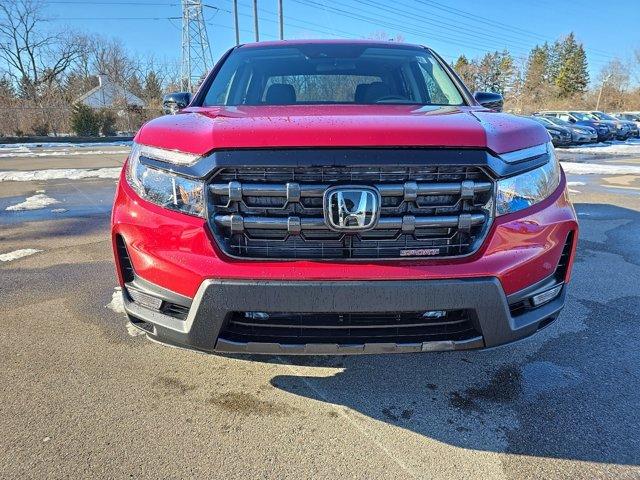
[112,40,578,355]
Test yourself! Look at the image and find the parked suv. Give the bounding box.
[538,110,613,142]
[586,111,632,140]
[537,116,598,144]
[112,41,578,355]
[612,112,640,138]
[527,116,574,146]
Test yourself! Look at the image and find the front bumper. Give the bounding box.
[122,274,567,355]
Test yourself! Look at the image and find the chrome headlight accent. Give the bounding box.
[496,142,560,216]
[126,142,205,217]
[134,142,201,166]
[500,142,549,163]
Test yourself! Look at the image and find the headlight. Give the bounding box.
[126,142,205,217]
[496,142,561,216]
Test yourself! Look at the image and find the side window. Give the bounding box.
[558,114,571,121]
[417,57,463,105]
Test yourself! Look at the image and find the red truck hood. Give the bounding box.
[136,105,549,156]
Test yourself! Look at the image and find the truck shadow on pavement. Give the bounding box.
[264,203,640,466]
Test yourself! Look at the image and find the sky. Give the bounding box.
[40,0,640,83]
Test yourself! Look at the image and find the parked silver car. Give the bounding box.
[540,116,598,144]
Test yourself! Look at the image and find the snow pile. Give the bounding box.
[0,249,42,262]
[106,287,125,314]
[561,162,640,175]
[6,193,60,211]
[105,286,144,337]
[0,167,121,182]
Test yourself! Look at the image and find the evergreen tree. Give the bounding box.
[0,75,15,99]
[555,33,589,97]
[497,50,516,95]
[453,55,477,91]
[143,71,163,105]
[523,44,552,105]
[475,51,514,95]
[127,74,144,99]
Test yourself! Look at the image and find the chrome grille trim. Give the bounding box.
[210,180,492,202]
[206,164,495,260]
[214,213,486,233]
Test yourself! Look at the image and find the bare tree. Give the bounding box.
[0,0,82,99]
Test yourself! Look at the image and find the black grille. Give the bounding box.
[207,163,494,260]
[219,310,480,345]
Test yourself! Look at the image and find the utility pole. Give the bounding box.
[181,0,213,92]
[278,0,283,40]
[595,73,612,111]
[253,0,259,42]
[233,0,239,45]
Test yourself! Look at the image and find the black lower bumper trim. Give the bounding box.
[123,277,567,355]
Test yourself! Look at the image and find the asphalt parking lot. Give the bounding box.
[1,142,639,479]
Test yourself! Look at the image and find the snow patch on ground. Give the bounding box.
[6,193,60,211]
[106,287,144,337]
[51,208,67,213]
[0,141,131,149]
[0,149,130,158]
[560,139,640,155]
[0,167,121,182]
[567,181,586,186]
[561,162,640,175]
[0,248,42,262]
[126,322,145,337]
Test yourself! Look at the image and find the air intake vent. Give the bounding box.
[555,231,575,282]
[115,235,134,283]
[219,310,480,345]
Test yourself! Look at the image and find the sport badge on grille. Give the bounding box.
[323,186,381,231]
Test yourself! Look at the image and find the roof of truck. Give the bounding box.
[238,39,425,50]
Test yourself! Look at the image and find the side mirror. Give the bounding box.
[473,92,503,112]
[162,92,192,115]
[569,118,576,123]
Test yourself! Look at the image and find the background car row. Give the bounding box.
[530,110,640,146]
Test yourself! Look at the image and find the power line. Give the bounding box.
[411,0,617,61]
[291,0,531,58]
[291,0,613,66]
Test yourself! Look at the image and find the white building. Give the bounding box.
[75,74,145,108]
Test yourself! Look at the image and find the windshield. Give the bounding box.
[546,117,570,126]
[530,116,552,126]
[570,112,595,121]
[202,44,465,106]
[593,112,617,121]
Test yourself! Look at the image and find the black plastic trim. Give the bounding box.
[124,276,567,355]
[140,148,551,181]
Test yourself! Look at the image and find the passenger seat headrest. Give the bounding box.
[265,84,296,105]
